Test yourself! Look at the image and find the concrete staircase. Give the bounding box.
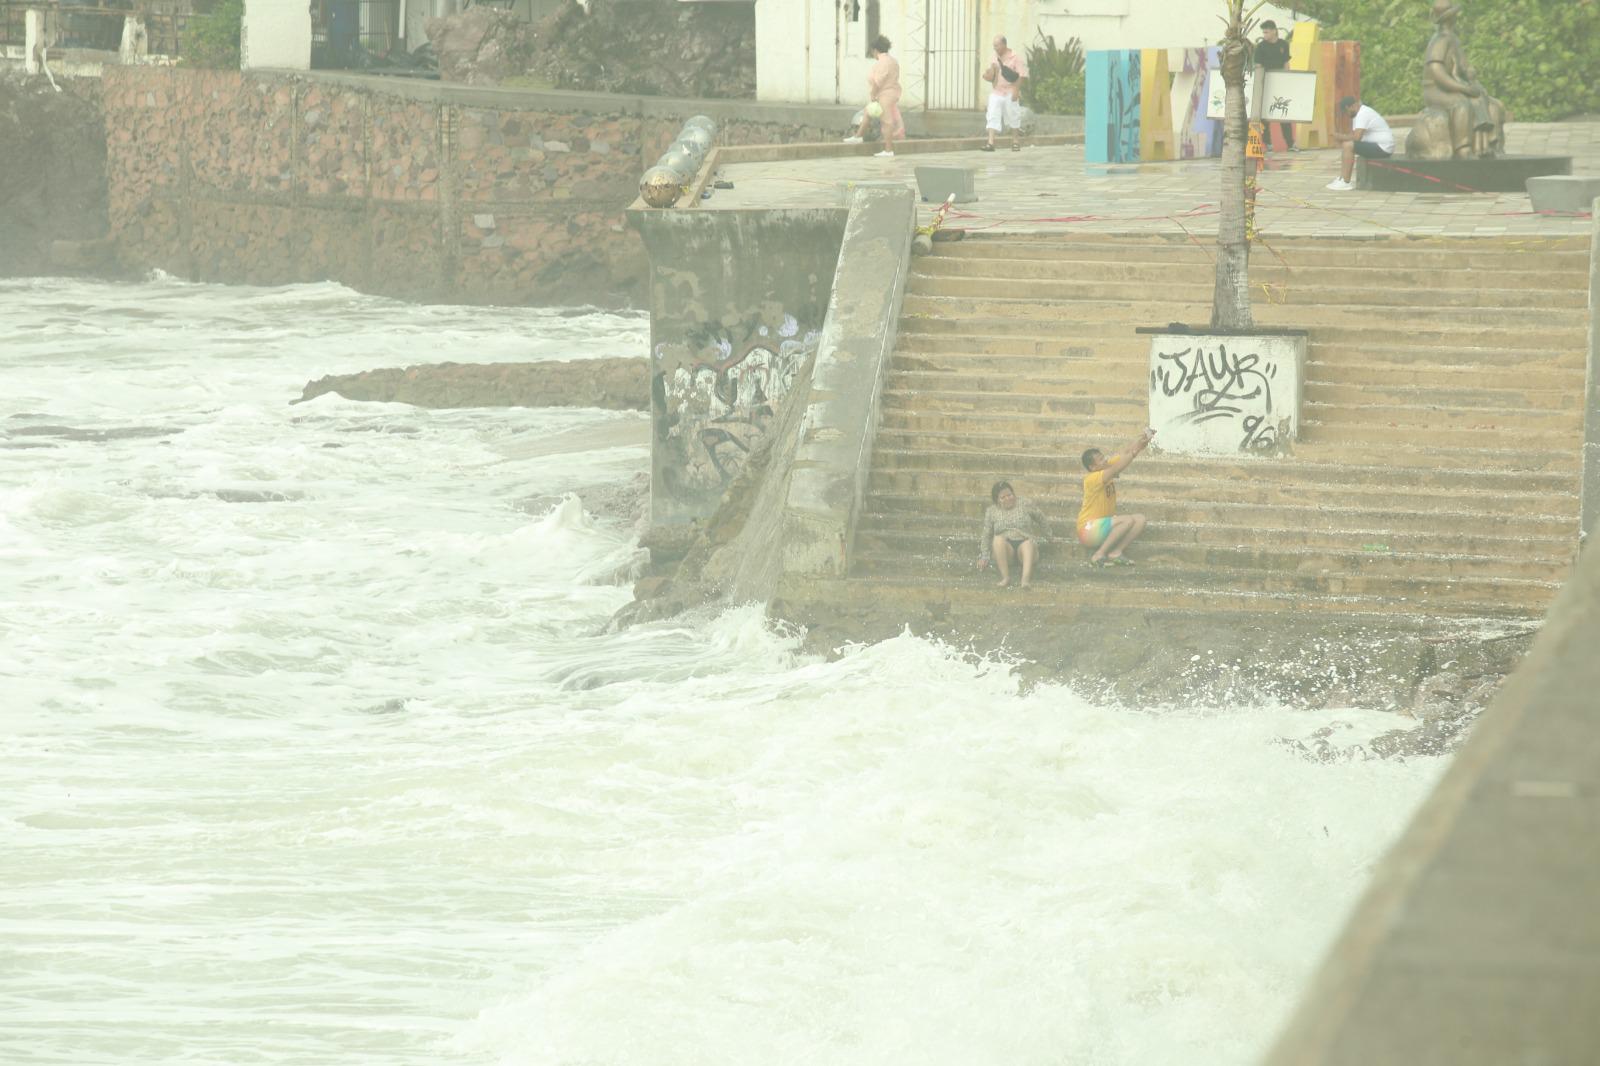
[839,234,1589,620]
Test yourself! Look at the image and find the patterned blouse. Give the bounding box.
[978,499,1050,562]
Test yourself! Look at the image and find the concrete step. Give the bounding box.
[866,448,1581,495]
[851,538,1569,584]
[1305,361,1584,390]
[789,574,1549,622]
[886,370,1149,398]
[911,255,1590,291]
[881,373,1581,415]
[855,513,1576,562]
[860,493,1579,538]
[1301,399,1581,433]
[900,294,1589,331]
[1298,418,1576,451]
[870,427,1581,474]
[877,408,1579,451]
[932,236,1590,272]
[908,274,1590,311]
[897,320,1587,352]
[892,347,1587,377]
[1305,380,1582,413]
[818,565,1556,618]
[880,389,1147,419]
[860,472,1578,520]
[879,409,1149,437]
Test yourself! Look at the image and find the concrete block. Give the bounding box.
[912,165,977,204]
[832,179,906,206]
[1526,175,1600,213]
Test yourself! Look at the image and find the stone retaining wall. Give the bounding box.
[101,68,838,305]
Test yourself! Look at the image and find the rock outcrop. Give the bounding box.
[425,6,536,86]
[295,358,647,409]
[529,0,755,100]
[0,74,109,277]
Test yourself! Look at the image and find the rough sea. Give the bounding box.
[1,275,1442,1065]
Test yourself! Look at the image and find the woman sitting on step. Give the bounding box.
[976,480,1050,589]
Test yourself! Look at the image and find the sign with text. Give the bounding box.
[1205,69,1317,122]
[1147,332,1306,456]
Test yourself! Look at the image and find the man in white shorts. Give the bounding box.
[982,36,1028,152]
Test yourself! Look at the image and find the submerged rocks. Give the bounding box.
[294,358,647,410]
[520,472,649,533]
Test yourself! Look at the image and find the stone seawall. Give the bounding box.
[101,68,838,306]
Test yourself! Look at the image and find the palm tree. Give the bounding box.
[1211,0,1261,328]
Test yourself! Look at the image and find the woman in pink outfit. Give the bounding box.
[845,36,904,157]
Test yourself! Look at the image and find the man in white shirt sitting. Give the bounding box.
[1327,94,1395,191]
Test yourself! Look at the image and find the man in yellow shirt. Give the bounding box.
[1077,429,1154,566]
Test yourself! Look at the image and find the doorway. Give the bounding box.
[923,0,978,109]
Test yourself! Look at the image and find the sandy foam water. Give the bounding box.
[458,625,1436,1066]
[1,278,1442,1066]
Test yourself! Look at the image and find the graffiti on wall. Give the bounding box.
[1147,334,1303,456]
[652,297,821,496]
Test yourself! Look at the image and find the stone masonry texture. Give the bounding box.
[100,68,834,306]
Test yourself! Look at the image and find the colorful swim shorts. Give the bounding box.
[1078,518,1113,549]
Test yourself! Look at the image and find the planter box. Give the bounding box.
[1139,327,1307,456]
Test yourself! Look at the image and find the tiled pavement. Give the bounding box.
[706,121,1600,239]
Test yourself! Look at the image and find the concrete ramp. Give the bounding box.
[1263,540,1600,1064]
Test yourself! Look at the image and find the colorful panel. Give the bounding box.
[1287,20,1319,70]
[1140,48,1174,161]
[1303,40,1336,148]
[1087,50,1143,163]
[1179,46,1223,158]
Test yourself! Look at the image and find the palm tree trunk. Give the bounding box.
[1211,7,1253,329]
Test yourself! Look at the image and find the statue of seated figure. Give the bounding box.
[1405,0,1507,160]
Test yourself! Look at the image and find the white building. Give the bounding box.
[755,0,1297,110]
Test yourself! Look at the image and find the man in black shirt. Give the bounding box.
[1255,20,1297,151]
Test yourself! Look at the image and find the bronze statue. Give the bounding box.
[1405,0,1507,159]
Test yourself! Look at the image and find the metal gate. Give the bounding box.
[922,0,979,110]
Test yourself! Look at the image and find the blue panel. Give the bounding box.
[1085,51,1112,164]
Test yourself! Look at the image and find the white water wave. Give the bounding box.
[0,278,1440,1066]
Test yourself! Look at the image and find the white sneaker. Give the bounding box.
[842,136,863,144]
[875,150,895,158]
[1325,178,1354,191]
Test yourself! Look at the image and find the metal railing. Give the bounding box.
[0,1,189,57]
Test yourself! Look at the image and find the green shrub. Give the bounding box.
[1301,0,1600,121]
[1023,30,1087,116]
[183,0,243,70]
